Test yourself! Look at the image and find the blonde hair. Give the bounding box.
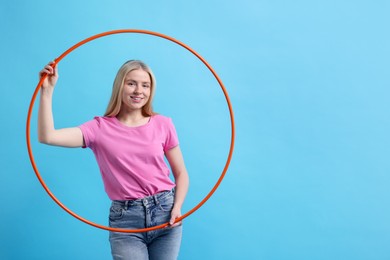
[104,60,156,117]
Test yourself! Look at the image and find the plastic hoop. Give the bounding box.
[26,29,235,233]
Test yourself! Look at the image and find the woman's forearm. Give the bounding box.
[173,170,189,210]
[38,88,55,144]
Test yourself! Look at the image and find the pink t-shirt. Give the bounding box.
[79,115,178,200]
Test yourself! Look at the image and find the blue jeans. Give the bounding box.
[109,190,182,260]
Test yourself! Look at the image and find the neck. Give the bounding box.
[117,108,143,120]
[116,109,149,126]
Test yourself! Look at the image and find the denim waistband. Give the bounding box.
[112,189,174,209]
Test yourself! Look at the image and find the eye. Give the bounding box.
[127,81,136,86]
[143,84,150,88]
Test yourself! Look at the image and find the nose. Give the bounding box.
[134,84,142,94]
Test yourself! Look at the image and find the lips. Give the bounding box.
[130,96,143,103]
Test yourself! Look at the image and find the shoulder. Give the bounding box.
[150,115,178,139]
[93,116,113,121]
[151,114,174,126]
[80,116,115,128]
[152,114,171,122]
[92,116,117,124]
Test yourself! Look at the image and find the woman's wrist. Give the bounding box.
[40,87,54,96]
[172,203,182,211]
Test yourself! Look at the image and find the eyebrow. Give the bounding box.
[124,79,150,84]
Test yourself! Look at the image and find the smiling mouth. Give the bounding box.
[130,96,143,102]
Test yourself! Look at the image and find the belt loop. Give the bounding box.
[124,200,129,210]
[154,195,159,205]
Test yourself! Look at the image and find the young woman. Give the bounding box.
[38,60,189,260]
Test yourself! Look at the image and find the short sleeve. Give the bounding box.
[78,117,101,149]
[163,118,179,152]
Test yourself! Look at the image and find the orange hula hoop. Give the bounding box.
[26,29,235,233]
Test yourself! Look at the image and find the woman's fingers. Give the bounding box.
[170,220,182,228]
[40,68,51,77]
[169,209,182,227]
[40,66,54,77]
[39,61,58,88]
[45,63,55,74]
[53,62,58,76]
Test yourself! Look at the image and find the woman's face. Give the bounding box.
[121,69,151,113]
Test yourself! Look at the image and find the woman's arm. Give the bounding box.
[165,145,189,226]
[38,62,84,148]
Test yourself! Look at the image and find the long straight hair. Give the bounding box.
[104,60,156,117]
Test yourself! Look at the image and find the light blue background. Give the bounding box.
[1,0,390,259]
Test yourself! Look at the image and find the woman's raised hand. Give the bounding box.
[39,61,58,89]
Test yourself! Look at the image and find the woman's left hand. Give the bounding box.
[169,207,182,227]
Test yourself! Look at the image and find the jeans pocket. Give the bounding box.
[158,196,174,212]
[109,206,124,220]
